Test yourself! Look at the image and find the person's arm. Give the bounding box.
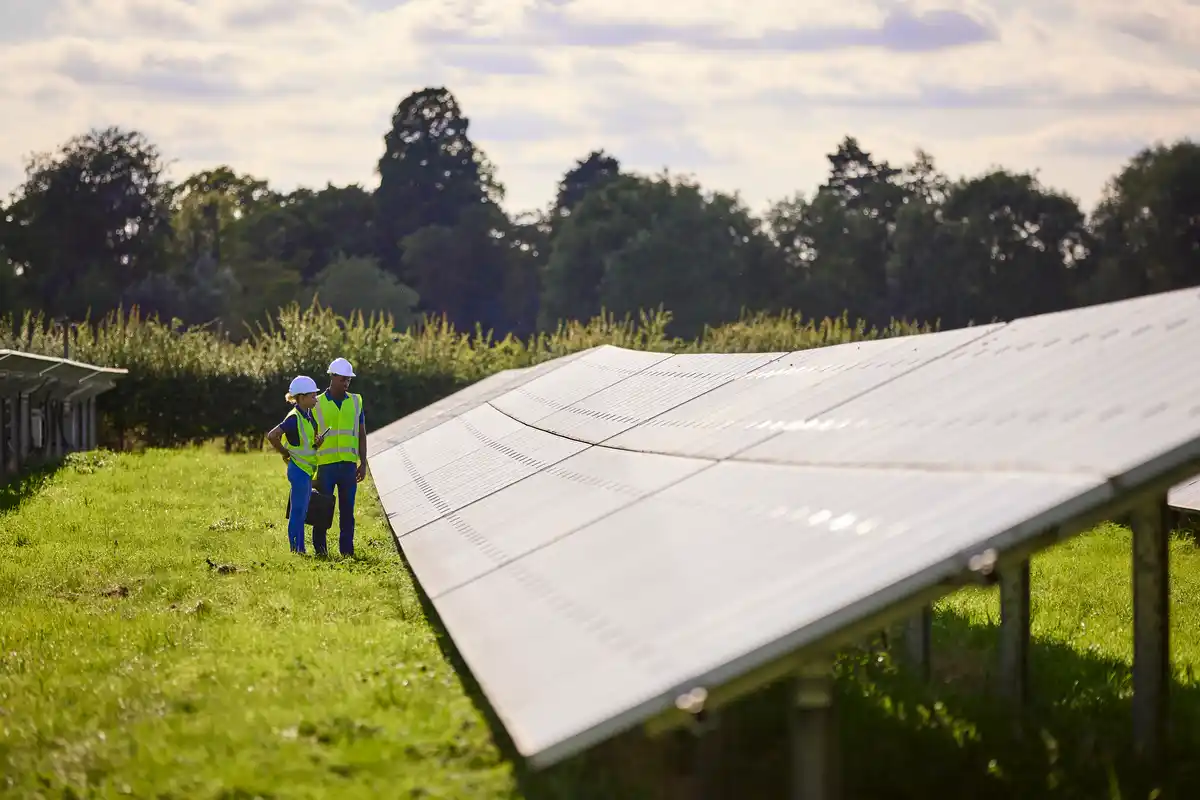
[269,416,299,463]
[266,424,291,463]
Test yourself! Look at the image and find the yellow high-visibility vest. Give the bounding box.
[286,408,318,477]
[313,391,362,466]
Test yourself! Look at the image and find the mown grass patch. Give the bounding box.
[0,447,522,799]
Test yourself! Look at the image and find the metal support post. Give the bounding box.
[1131,496,1170,764]
[1,398,9,478]
[18,392,29,463]
[998,559,1031,708]
[87,397,98,449]
[63,400,74,453]
[904,606,933,681]
[691,710,722,800]
[673,687,721,800]
[791,660,839,800]
[49,401,60,457]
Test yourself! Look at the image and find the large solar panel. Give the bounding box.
[739,288,1200,479]
[604,324,1000,459]
[367,350,593,457]
[527,351,784,443]
[373,287,1200,769]
[489,345,672,425]
[399,446,712,600]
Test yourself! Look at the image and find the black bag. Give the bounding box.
[306,490,335,529]
[285,489,335,530]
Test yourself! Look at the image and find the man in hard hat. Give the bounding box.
[311,357,368,556]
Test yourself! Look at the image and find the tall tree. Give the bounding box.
[503,209,550,339]
[400,202,510,334]
[553,150,621,224]
[225,184,378,283]
[0,213,27,319]
[212,182,380,332]
[308,254,420,329]
[4,126,172,319]
[294,185,378,281]
[541,172,783,338]
[1084,139,1200,303]
[900,148,950,206]
[171,167,275,216]
[767,138,912,324]
[889,169,1089,327]
[169,166,276,266]
[374,87,495,276]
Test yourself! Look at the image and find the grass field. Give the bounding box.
[1,448,1198,799]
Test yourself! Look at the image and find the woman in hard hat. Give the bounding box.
[266,375,327,554]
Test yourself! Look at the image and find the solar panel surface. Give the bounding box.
[371,287,1200,767]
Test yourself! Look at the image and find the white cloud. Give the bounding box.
[0,0,1198,214]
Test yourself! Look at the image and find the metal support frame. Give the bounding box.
[62,399,74,453]
[691,710,722,800]
[904,606,933,681]
[791,660,839,800]
[82,398,92,450]
[54,400,62,456]
[998,559,1031,708]
[1,397,10,477]
[18,392,29,460]
[672,687,722,800]
[0,353,124,480]
[1131,496,1170,764]
[44,400,54,457]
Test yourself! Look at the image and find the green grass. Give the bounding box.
[0,448,525,799]
[833,525,1200,800]
[1,449,1198,799]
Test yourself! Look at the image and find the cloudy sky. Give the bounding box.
[1,0,1198,216]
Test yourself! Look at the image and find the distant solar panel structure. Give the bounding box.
[1169,474,1200,514]
[370,287,1200,798]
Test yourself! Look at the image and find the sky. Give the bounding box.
[1,0,1198,217]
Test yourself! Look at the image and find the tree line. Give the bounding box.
[2,86,1198,343]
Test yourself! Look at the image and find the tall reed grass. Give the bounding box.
[0,303,934,449]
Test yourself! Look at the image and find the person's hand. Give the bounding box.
[313,432,326,449]
[280,451,291,465]
[356,461,367,483]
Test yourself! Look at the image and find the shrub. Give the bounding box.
[0,302,934,449]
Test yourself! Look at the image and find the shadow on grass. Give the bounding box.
[830,607,1200,800]
[0,451,117,520]
[0,459,67,514]
[382,532,1200,800]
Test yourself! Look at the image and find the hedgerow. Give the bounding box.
[0,303,934,449]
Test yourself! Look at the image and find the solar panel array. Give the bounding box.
[0,349,127,398]
[371,287,1200,768]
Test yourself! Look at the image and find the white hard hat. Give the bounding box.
[328,357,355,377]
[289,375,319,395]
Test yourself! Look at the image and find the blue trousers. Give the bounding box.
[314,461,358,555]
[286,460,312,554]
